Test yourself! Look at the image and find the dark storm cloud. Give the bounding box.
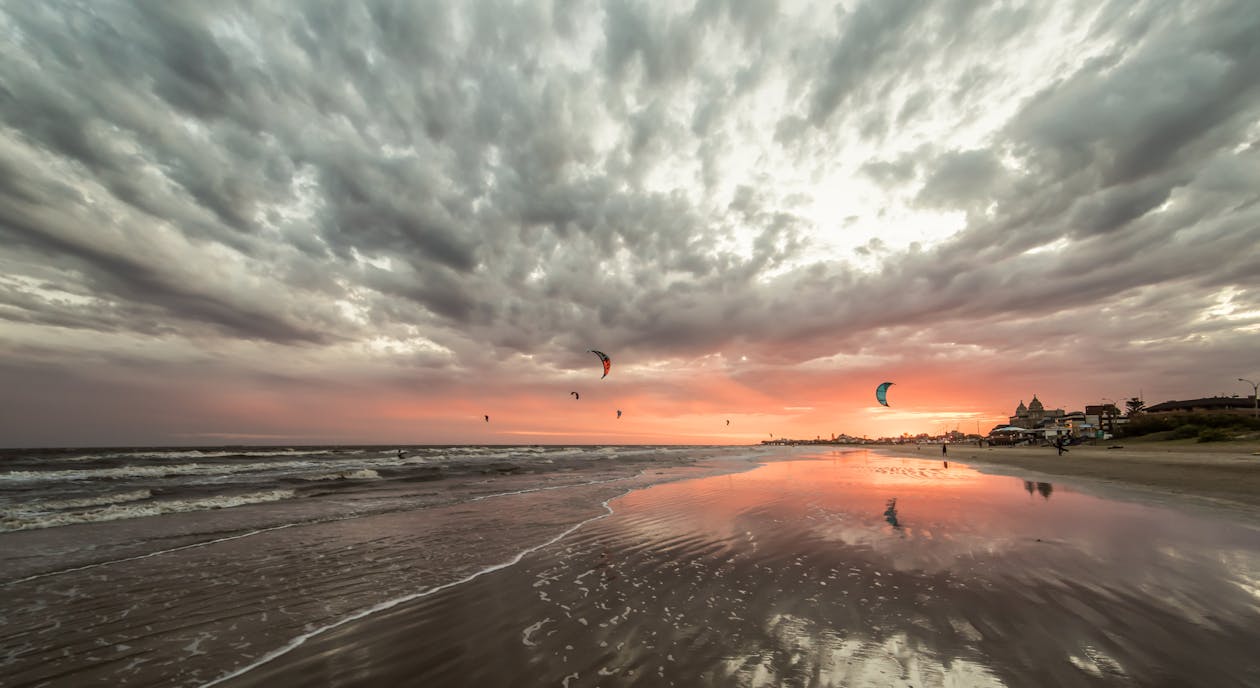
[1,0,1257,417]
[4,0,785,357]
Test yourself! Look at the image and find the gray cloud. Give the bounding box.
[1,0,1258,443]
[914,149,1002,209]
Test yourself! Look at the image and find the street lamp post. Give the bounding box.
[1240,378,1259,419]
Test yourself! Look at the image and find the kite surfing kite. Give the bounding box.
[571,391,580,400]
[726,419,730,426]
[876,382,895,407]
[588,350,611,378]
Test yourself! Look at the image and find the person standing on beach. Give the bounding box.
[941,443,947,456]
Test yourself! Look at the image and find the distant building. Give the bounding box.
[1085,404,1125,435]
[1008,395,1066,428]
[1145,397,1258,414]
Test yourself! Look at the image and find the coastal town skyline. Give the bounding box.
[2,2,1258,447]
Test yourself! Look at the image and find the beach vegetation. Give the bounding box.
[1170,424,1202,440]
[1118,412,1260,438]
[1197,428,1231,443]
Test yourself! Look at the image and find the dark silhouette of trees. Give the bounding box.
[1125,397,1146,417]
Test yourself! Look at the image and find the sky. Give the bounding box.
[2,0,1258,447]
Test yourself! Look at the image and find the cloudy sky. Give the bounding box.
[2,0,1258,447]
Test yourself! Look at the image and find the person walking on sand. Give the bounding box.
[1055,436,1069,456]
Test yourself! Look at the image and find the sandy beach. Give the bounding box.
[877,439,1260,514]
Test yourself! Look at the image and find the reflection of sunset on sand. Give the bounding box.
[874,441,1260,513]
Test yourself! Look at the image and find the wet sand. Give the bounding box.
[215,452,1260,688]
[881,440,1260,513]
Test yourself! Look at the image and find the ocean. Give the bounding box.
[0,445,731,535]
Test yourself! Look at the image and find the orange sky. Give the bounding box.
[156,362,1029,445]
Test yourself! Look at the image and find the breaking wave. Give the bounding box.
[0,489,299,533]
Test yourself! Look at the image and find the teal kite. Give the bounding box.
[876,382,895,407]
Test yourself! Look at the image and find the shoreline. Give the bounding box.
[871,440,1260,517]
[2,448,791,687]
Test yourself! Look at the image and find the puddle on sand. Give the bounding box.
[225,451,1260,687]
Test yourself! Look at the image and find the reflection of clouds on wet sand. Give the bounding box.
[721,624,1006,688]
[1222,550,1260,603]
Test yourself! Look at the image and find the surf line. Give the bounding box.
[469,473,638,502]
[202,489,632,687]
[2,474,644,587]
[2,523,301,586]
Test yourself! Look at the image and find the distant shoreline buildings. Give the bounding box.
[762,392,1258,447]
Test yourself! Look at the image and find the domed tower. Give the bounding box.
[1028,395,1045,424]
[1011,400,1029,427]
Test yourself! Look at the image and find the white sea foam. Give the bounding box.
[37,449,343,463]
[21,489,153,511]
[119,449,339,460]
[0,461,320,483]
[0,489,298,532]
